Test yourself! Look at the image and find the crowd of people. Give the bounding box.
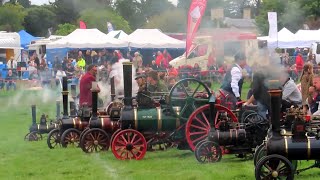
[3,46,320,118]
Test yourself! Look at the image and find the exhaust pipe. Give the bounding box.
[31,105,36,125]
[111,76,115,101]
[70,101,76,116]
[122,62,132,107]
[56,100,60,119]
[91,82,99,119]
[61,76,69,118]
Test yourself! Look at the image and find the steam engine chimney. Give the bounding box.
[91,81,99,120]
[56,100,60,119]
[269,89,282,134]
[111,76,115,101]
[31,105,36,125]
[122,62,133,107]
[243,7,251,19]
[61,77,69,118]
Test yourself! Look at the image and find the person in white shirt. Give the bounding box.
[55,65,66,88]
[7,56,17,69]
[220,53,247,110]
[280,72,302,112]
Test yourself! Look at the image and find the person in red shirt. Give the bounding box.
[295,52,304,77]
[168,65,178,77]
[79,65,99,107]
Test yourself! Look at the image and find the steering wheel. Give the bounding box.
[169,78,211,122]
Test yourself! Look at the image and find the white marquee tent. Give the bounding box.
[47,29,127,49]
[258,27,320,48]
[124,29,185,49]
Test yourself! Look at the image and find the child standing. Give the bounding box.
[301,63,314,114]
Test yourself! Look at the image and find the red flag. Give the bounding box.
[186,0,207,57]
[79,20,87,29]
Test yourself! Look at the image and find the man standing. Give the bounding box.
[79,65,99,107]
[7,56,17,69]
[220,53,247,109]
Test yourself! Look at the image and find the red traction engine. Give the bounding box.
[254,88,320,180]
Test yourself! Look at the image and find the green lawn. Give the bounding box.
[0,86,319,180]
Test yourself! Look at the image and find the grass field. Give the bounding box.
[0,83,320,180]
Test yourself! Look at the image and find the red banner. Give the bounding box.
[186,0,207,57]
[79,20,87,29]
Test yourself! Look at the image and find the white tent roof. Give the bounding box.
[106,30,128,40]
[47,29,127,49]
[0,38,21,49]
[124,29,185,49]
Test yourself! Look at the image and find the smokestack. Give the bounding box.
[61,76,69,118]
[69,101,76,116]
[269,88,282,134]
[31,105,36,125]
[56,100,61,119]
[243,7,251,19]
[122,62,132,107]
[70,84,76,98]
[111,76,115,101]
[91,81,99,119]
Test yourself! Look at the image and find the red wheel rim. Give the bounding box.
[110,129,121,147]
[186,104,238,151]
[111,129,147,160]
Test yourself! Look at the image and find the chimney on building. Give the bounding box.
[243,7,251,19]
[211,8,224,20]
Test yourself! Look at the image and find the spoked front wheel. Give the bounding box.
[195,140,222,163]
[80,128,110,153]
[255,154,294,180]
[47,129,61,149]
[61,128,81,148]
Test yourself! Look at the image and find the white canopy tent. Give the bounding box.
[258,28,320,48]
[124,29,185,49]
[47,29,127,49]
[106,30,128,40]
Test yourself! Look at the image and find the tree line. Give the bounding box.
[0,0,319,37]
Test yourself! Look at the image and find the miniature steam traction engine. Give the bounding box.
[254,88,320,179]
[24,104,58,141]
[192,95,269,163]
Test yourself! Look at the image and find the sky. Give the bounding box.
[30,0,178,6]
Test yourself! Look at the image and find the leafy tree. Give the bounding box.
[51,0,79,24]
[255,0,288,35]
[140,0,175,19]
[114,0,145,29]
[79,8,132,33]
[144,9,187,33]
[0,3,26,31]
[17,0,31,8]
[23,6,56,36]
[55,23,77,36]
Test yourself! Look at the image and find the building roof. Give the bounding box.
[223,17,256,29]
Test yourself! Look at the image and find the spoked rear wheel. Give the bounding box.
[186,104,238,151]
[111,129,147,160]
[255,154,294,180]
[195,140,222,163]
